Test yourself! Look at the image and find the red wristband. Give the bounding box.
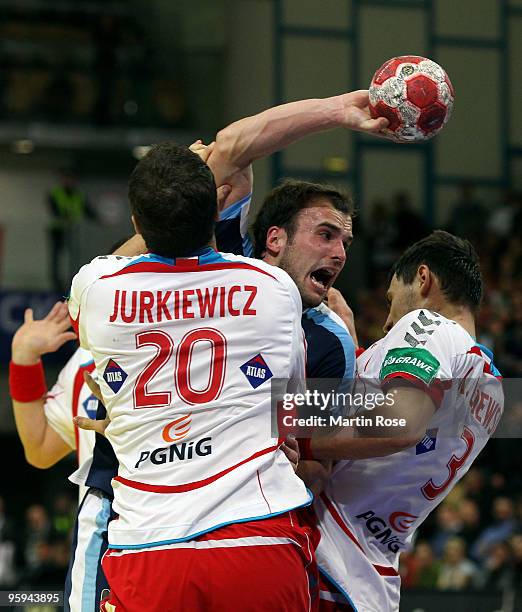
[297,437,315,461]
[9,360,47,403]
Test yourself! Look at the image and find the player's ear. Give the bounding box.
[265,226,288,258]
[131,215,141,235]
[417,264,433,297]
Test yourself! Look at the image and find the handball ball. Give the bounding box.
[369,55,454,142]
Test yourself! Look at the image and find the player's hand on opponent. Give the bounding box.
[11,301,77,365]
[339,90,390,137]
[325,288,359,348]
[73,372,110,436]
[189,140,232,208]
[280,435,300,472]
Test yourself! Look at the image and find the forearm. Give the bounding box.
[13,399,71,468]
[309,386,435,460]
[210,94,346,184]
[11,340,72,468]
[112,234,147,256]
[311,430,417,460]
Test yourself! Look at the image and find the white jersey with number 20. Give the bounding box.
[68,248,310,549]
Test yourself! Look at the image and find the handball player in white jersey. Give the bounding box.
[304,231,504,612]
[67,142,318,611]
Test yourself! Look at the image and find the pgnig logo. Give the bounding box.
[356,510,418,553]
[135,414,212,469]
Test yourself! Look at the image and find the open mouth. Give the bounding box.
[309,268,336,292]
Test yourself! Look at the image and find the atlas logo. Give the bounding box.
[103,359,128,393]
[356,510,418,553]
[135,437,212,469]
[240,354,273,389]
[82,394,98,419]
[162,413,192,443]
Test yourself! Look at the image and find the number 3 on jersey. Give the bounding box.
[421,427,475,500]
[133,328,227,408]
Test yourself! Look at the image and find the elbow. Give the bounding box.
[386,429,425,452]
[24,450,56,470]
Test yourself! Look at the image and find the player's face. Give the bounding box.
[383,274,417,334]
[277,203,353,308]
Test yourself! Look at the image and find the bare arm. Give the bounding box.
[11,303,77,468]
[310,386,436,460]
[208,90,388,203]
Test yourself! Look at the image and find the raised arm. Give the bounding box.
[10,302,78,468]
[208,90,388,204]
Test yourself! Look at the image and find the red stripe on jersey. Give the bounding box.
[466,347,503,380]
[100,261,277,281]
[72,361,95,464]
[320,492,399,578]
[114,443,281,493]
[381,372,447,408]
[69,310,80,336]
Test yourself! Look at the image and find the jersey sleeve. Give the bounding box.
[68,255,132,348]
[215,193,253,256]
[43,357,77,449]
[378,309,453,407]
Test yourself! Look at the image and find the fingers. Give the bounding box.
[360,117,389,132]
[83,371,104,402]
[73,415,110,436]
[216,184,232,208]
[52,331,78,351]
[45,301,67,322]
[189,139,203,150]
[24,308,34,324]
[281,435,300,472]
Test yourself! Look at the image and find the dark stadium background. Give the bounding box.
[0,1,520,610]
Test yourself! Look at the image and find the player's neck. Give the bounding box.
[439,304,476,338]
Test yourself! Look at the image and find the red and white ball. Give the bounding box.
[369,55,454,142]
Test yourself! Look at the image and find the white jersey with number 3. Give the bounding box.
[315,309,504,612]
[68,248,310,548]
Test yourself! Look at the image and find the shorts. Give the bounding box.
[64,488,113,612]
[101,510,317,611]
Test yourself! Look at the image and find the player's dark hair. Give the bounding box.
[390,230,483,311]
[252,179,354,258]
[128,142,217,257]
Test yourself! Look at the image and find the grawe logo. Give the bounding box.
[162,413,192,443]
[380,347,440,384]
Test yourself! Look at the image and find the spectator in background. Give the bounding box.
[447,181,487,242]
[22,505,51,571]
[390,191,427,250]
[47,168,97,293]
[457,499,483,550]
[479,541,514,592]
[511,534,522,592]
[472,497,518,563]
[437,537,479,591]
[431,505,463,558]
[366,198,397,277]
[0,497,16,587]
[401,541,440,590]
[50,494,75,539]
